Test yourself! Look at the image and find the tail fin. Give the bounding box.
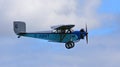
[13,21,26,35]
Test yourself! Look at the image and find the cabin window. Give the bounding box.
[53,30,57,33]
[53,29,73,33]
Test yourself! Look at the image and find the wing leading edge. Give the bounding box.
[51,24,75,30]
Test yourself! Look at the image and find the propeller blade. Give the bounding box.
[85,24,88,44]
[86,24,87,33]
[86,33,88,44]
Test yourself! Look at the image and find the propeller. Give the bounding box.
[85,24,88,44]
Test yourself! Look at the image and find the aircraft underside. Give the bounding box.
[19,33,79,49]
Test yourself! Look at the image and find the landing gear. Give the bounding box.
[65,41,75,49]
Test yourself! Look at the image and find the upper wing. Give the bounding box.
[51,24,75,30]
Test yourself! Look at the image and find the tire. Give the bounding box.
[65,41,75,49]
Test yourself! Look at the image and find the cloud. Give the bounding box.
[0,0,103,36]
[0,0,120,67]
[1,32,120,67]
[0,42,120,67]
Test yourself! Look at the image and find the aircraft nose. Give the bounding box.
[86,32,88,35]
[80,28,88,39]
[79,24,88,43]
[79,30,85,39]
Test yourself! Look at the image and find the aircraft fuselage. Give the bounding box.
[19,31,82,43]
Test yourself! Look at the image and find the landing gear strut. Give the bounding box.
[65,41,75,49]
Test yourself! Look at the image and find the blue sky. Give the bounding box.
[99,0,120,13]
[0,0,120,67]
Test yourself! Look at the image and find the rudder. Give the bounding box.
[13,21,26,35]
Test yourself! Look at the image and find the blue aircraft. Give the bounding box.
[13,21,88,49]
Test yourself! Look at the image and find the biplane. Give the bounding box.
[13,21,88,49]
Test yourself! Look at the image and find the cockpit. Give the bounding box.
[53,29,73,33]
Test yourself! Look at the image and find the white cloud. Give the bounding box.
[0,0,102,33]
[1,45,120,67]
[0,0,120,67]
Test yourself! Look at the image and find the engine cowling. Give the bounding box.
[80,29,85,39]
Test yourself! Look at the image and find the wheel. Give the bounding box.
[65,41,75,49]
[71,42,75,48]
[65,43,71,49]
